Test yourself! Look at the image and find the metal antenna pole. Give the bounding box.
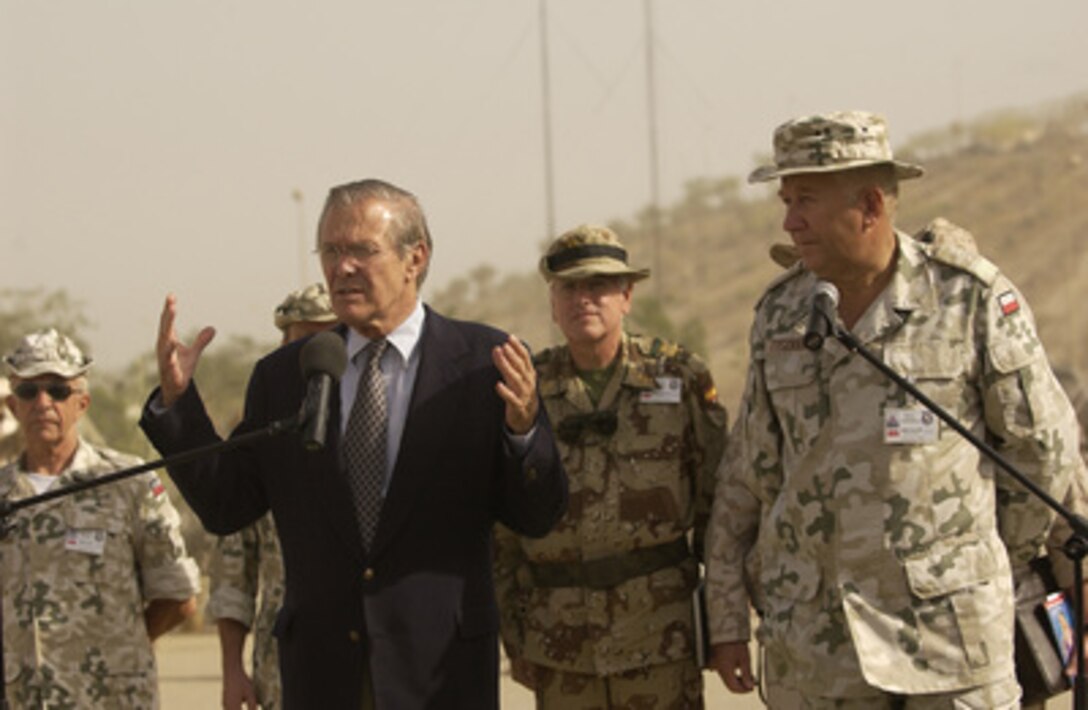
[538,0,557,241]
[643,0,662,298]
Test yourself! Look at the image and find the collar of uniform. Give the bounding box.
[538,332,655,401]
[847,232,935,347]
[0,438,99,503]
[618,334,659,391]
[0,463,17,499]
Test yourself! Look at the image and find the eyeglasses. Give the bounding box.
[314,242,383,264]
[556,410,618,444]
[12,382,82,402]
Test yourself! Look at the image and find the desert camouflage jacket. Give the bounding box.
[206,512,284,708]
[496,333,727,675]
[0,438,201,709]
[705,233,1081,697]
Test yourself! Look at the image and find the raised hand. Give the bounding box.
[156,294,216,407]
[493,335,539,435]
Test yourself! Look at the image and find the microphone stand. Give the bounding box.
[0,411,303,708]
[822,322,1088,710]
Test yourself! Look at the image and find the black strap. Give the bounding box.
[528,538,690,590]
[546,244,628,272]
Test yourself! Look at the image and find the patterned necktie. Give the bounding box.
[342,338,388,550]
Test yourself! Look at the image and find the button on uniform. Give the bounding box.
[363,567,375,582]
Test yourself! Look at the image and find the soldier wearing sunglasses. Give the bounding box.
[495,225,728,709]
[0,328,201,708]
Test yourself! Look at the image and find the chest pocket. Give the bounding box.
[612,396,690,526]
[762,352,824,454]
[65,507,134,585]
[884,342,972,419]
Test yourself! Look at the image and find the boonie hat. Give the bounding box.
[749,111,924,184]
[4,328,93,379]
[539,225,650,283]
[274,283,337,331]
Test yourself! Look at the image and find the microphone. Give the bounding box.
[803,280,840,351]
[298,331,348,451]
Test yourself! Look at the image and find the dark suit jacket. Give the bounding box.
[141,308,567,709]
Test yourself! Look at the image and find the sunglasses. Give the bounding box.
[12,382,82,402]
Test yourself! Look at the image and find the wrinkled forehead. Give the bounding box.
[319,199,395,240]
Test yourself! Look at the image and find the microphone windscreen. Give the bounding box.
[299,331,348,380]
[813,280,840,307]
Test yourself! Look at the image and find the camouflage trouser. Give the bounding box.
[533,658,703,710]
[776,674,1021,710]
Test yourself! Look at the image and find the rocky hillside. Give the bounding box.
[431,94,1088,414]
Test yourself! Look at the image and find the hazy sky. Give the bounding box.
[3,1,1086,369]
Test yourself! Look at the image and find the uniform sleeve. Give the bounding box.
[133,472,202,601]
[705,330,777,644]
[493,523,529,660]
[1047,468,1088,589]
[980,276,1080,568]
[683,353,728,561]
[205,525,261,627]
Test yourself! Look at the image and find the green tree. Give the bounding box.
[0,288,90,357]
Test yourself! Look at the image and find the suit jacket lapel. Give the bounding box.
[313,325,367,564]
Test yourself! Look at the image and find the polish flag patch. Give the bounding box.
[149,476,166,497]
[997,290,1020,317]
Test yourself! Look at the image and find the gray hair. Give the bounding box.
[836,163,900,217]
[317,179,435,286]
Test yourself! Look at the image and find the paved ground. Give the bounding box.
[156,631,1073,709]
[156,630,751,709]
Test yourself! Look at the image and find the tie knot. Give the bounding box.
[362,338,388,369]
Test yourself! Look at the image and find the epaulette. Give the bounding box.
[632,334,681,361]
[94,445,143,471]
[915,219,999,286]
[532,346,559,368]
[756,260,806,309]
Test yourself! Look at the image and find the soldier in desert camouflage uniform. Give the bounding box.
[0,328,201,708]
[495,225,727,709]
[705,111,1082,708]
[207,283,336,710]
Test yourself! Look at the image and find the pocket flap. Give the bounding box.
[904,536,1000,599]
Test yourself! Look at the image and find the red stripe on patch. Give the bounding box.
[998,291,1020,317]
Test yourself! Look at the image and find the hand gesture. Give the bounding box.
[157,294,216,407]
[493,335,539,435]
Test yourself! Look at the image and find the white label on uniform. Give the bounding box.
[884,407,940,445]
[65,529,107,556]
[640,376,682,404]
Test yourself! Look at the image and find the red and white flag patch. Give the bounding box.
[997,290,1020,317]
[149,476,166,497]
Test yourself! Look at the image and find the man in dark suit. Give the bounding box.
[141,178,568,709]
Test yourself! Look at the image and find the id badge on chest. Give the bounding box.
[640,376,682,404]
[884,407,940,445]
[65,529,107,556]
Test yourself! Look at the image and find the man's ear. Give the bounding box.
[861,186,886,228]
[407,241,429,282]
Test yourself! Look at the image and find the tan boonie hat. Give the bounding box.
[274,282,337,331]
[749,111,924,184]
[4,328,93,379]
[539,224,650,283]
